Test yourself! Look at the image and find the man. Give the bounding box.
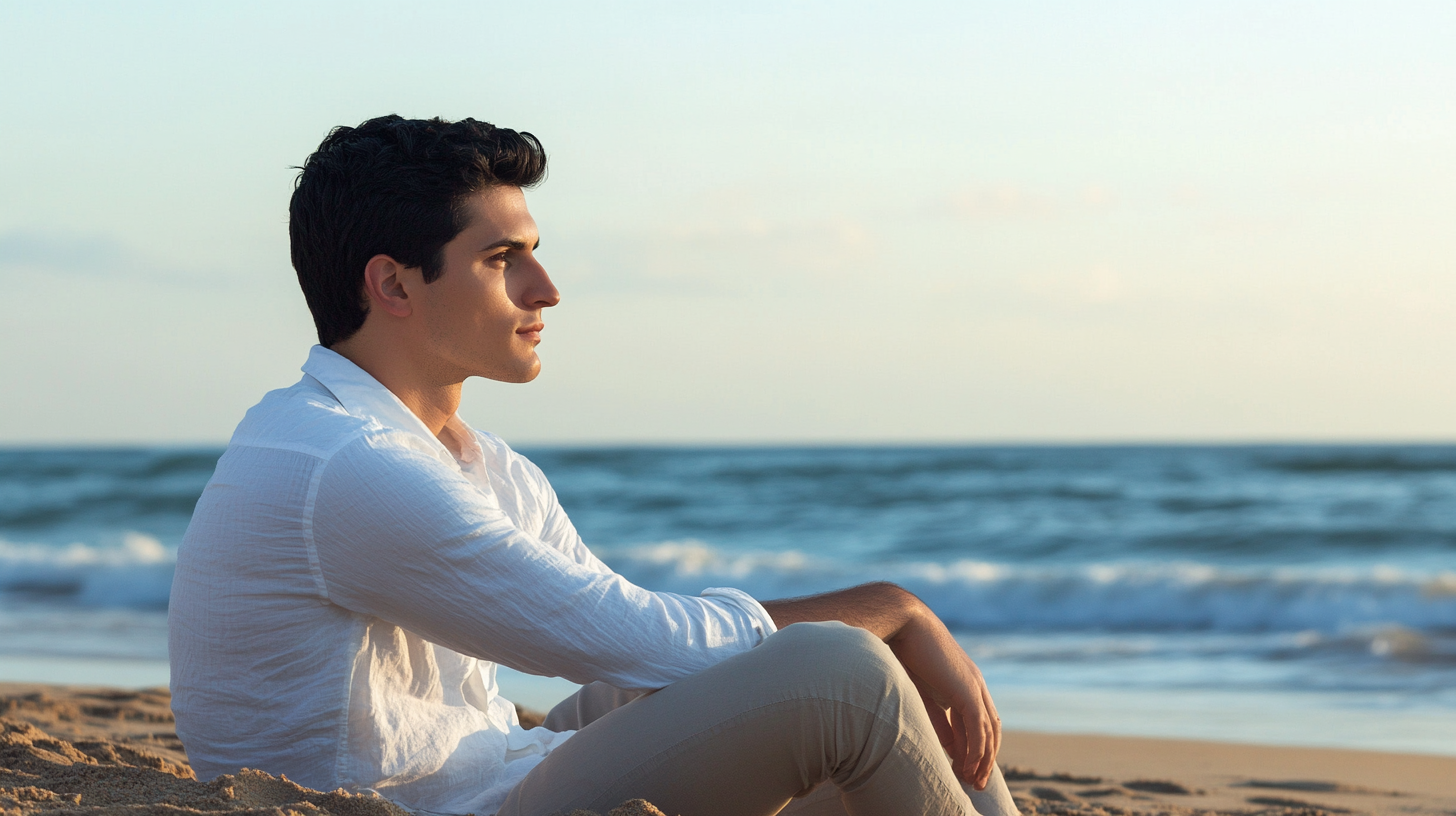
[169,115,1020,816]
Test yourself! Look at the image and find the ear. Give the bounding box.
[362,254,414,318]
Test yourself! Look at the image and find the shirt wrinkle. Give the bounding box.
[168,345,778,816]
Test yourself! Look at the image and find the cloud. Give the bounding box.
[0,231,133,276]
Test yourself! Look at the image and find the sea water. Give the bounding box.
[1,445,1453,754]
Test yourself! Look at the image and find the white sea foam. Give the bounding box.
[602,540,1456,634]
[4,534,1455,636]
[0,533,175,608]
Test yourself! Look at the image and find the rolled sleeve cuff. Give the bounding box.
[700,586,778,644]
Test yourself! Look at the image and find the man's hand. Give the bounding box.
[889,607,1002,789]
[761,582,1002,789]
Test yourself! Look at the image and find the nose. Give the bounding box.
[521,257,561,310]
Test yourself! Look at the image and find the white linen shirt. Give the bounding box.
[168,346,776,815]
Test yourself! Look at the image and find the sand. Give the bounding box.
[997,731,1456,816]
[4,684,1453,816]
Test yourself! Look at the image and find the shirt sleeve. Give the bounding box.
[507,443,613,576]
[701,587,778,642]
[306,433,772,691]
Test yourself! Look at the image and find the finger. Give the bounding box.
[984,679,1007,763]
[974,712,996,789]
[967,669,1002,767]
[968,688,996,789]
[965,705,990,787]
[950,704,971,781]
[983,686,1002,762]
[962,703,987,785]
[989,715,1001,770]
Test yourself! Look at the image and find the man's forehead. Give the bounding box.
[460,186,537,237]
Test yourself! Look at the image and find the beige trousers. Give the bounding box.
[497,621,1021,816]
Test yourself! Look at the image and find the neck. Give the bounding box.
[378,380,463,441]
[330,329,464,450]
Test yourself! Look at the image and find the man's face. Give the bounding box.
[415,185,559,384]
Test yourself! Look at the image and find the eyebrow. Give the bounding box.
[479,237,541,253]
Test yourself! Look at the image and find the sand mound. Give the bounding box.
[0,717,410,816]
[0,717,672,816]
[1,689,187,771]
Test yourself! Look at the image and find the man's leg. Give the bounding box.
[541,681,648,732]
[541,679,1020,816]
[498,621,1006,816]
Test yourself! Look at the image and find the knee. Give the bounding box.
[772,620,887,659]
[755,622,927,756]
[763,621,908,695]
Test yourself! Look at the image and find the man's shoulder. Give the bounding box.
[226,377,386,460]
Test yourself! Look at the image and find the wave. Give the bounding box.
[0,534,175,608]
[1261,448,1456,474]
[6,533,1456,637]
[603,541,1456,635]
[0,448,222,480]
[0,448,219,529]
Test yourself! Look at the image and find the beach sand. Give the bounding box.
[4,684,1453,816]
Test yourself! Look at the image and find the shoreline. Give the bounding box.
[4,683,1455,816]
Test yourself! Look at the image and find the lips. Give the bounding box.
[517,323,544,343]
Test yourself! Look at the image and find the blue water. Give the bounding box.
[2,445,1454,754]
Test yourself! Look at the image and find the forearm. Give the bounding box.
[761,581,929,642]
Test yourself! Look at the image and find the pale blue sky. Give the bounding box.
[2,1,1453,443]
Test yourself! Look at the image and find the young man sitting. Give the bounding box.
[168,115,1020,816]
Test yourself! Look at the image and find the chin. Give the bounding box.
[480,359,541,384]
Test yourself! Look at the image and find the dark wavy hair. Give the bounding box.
[289,115,548,347]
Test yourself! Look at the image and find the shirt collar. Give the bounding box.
[300,345,482,465]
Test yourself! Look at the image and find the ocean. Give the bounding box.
[2,445,1454,755]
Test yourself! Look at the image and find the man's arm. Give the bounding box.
[761,582,1002,790]
[308,440,773,691]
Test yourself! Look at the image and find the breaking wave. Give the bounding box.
[0,533,174,608]
[604,540,1456,634]
[5,532,1455,638]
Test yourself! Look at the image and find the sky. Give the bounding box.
[1,0,1454,444]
